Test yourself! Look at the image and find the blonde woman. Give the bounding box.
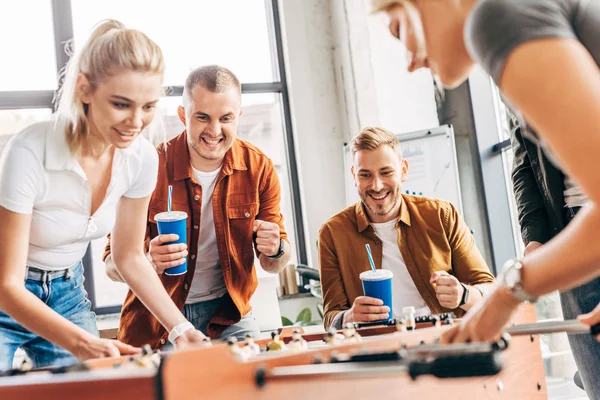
[0,20,204,370]
[370,0,600,395]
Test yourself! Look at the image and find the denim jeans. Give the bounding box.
[183,296,260,341]
[561,206,600,399]
[0,262,98,371]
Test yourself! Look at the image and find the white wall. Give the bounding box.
[279,0,440,268]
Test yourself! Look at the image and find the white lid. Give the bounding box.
[402,306,416,315]
[154,211,188,222]
[359,269,393,281]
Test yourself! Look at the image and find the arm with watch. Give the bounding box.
[252,160,291,274]
[442,204,600,345]
[433,201,496,312]
[253,219,290,274]
[429,271,486,311]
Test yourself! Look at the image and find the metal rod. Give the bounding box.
[507,320,592,336]
[266,361,409,380]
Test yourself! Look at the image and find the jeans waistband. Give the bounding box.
[25,262,81,282]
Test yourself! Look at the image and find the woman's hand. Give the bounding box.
[173,329,209,349]
[441,283,521,344]
[71,334,140,361]
[578,302,600,342]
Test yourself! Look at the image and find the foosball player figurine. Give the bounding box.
[227,336,247,361]
[403,306,416,331]
[19,358,32,372]
[242,334,261,356]
[342,323,362,343]
[395,318,407,332]
[430,315,442,328]
[134,344,157,369]
[266,331,286,351]
[287,329,308,352]
[444,316,455,326]
[202,337,213,347]
[323,327,345,345]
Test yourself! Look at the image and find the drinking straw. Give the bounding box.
[365,244,377,272]
[168,185,173,213]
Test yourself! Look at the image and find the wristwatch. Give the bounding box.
[268,238,285,259]
[459,283,470,307]
[500,259,538,303]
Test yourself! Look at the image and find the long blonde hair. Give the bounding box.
[54,19,165,155]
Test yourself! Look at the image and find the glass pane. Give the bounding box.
[71,0,278,86]
[0,1,58,90]
[91,238,129,308]
[0,109,53,154]
[93,93,298,306]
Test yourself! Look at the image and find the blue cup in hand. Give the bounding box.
[360,269,393,320]
[154,211,188,276]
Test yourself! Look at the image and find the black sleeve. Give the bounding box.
[511,127,551,245]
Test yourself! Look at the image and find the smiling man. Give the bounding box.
[319,127,494,330]
[103,65,291,348]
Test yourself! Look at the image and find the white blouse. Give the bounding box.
[0,120,158,271]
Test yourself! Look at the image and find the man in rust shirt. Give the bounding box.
[320,127,494,330]
[104,65,291,349]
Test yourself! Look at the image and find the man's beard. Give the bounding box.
[359,187,401,217]
[190,139,223,161]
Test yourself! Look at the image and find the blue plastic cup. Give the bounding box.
[154,211,188,276]
[360,269,393,320]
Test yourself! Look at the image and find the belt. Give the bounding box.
[25,263,80,282]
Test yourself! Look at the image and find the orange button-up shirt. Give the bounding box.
[319,195,494,329]
[103,131,287,348]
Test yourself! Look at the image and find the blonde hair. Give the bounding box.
[349,127,403,159]
[182,65,241,113]
[369,0,444,103]
[54,19,165,155]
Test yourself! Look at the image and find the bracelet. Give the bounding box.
[168,321,195,345]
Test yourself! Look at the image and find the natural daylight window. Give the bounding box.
[0,0,305,314]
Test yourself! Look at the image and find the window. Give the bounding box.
[0,109,53,151]
[0,0,306,314]
[0,1,58,91]
[70,0,277,85]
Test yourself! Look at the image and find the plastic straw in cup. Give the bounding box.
[365,244,377,272]
[168,185,173,213]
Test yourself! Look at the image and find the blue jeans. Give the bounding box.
[0,262,98,371]
[183,296,260,341]
[561,207,600,399]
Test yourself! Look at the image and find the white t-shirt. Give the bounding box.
[371,219,430,317]
[0,120,158,271]
[185,166,227,304]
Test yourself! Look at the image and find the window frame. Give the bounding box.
[0,0,307,315]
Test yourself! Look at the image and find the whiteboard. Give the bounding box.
[343,125,463,214]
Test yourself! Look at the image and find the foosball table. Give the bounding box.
[2,304,588,400]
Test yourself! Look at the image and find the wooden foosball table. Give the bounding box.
[1,304,583,400]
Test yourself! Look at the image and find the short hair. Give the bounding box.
[54,19,165,155]
[349,127,403,159]
[182,65,241,111]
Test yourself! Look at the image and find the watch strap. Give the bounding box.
[168,321,195,345]
[459,283,469,306]
[268,238,285,259]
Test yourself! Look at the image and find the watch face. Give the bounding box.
[504,264,521,288]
